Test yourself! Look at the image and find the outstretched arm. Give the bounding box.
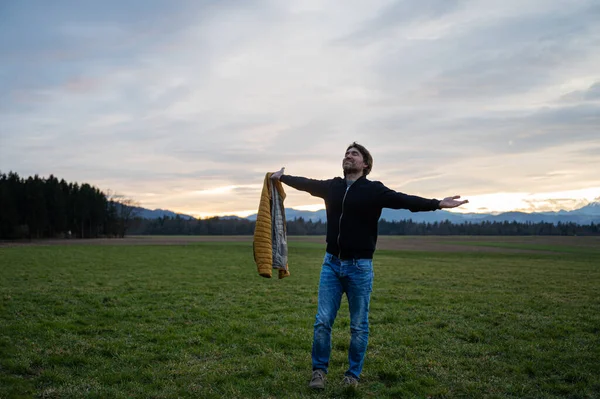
[269,167,330,198]
[439,195,469,209]
[378,182,469,212]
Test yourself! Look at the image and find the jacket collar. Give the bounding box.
[344,175,367,184]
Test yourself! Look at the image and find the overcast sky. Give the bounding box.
[1,0,599,217]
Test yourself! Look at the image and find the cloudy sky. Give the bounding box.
[1,0,599,218]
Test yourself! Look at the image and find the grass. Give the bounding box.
[446,240,600,254]
[1,238,599,398]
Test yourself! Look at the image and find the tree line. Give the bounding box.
[2,171,598,240]
[130,215,599,236]
[0,171,138,239]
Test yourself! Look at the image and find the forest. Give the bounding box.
[0,172,137,239]
[130,215,599,236]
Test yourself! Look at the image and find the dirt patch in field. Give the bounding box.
[0,236,252,247]
[4,235,597,253]
[289,236,556,254]
[375,236,543,253]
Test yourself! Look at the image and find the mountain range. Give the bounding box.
[138,201,600,225]
[133,207,196,220]
[248,201,600,225]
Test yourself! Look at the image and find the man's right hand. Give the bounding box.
[271,167,285,181]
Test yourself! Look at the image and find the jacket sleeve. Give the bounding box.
[280,175,330,199]
[376,182,440,212]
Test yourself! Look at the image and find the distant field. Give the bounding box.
[7,235,599,254]
[1,237,599,398]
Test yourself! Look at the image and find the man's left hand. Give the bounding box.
[440,195,469,209]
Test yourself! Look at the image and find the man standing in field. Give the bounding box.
[270,142,468,389]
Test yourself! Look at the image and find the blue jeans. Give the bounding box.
[312,252,374,379]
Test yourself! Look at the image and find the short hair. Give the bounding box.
[346,142,373,176]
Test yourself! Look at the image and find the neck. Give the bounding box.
[345,171,363,181]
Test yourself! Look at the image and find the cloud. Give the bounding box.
[338,0,464,44]
[560,82,600,102]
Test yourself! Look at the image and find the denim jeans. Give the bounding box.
[312,252,374,379]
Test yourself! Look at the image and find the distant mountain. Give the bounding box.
[132,208,245,220]
[133,207,195,220]
[245,201,600,225]
[569,201,600,216]
[133,201,600,225]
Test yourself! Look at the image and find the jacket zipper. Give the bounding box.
[337,185,351,258]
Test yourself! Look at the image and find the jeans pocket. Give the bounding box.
[356,259,373,272]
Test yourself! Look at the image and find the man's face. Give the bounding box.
[342,147,367,175]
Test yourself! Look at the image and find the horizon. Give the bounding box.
[2,1,599,216]
[2,171,600,220]
[150,186,600,219]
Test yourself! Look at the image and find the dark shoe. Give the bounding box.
[342,375,359,388]
[309,369,326,389]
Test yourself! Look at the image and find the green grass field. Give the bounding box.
[1,238,599,398]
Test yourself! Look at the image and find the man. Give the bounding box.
[270,142,468,389]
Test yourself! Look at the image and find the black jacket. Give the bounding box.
[280,174,441,259]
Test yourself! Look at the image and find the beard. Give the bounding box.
[343,160,362,175]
